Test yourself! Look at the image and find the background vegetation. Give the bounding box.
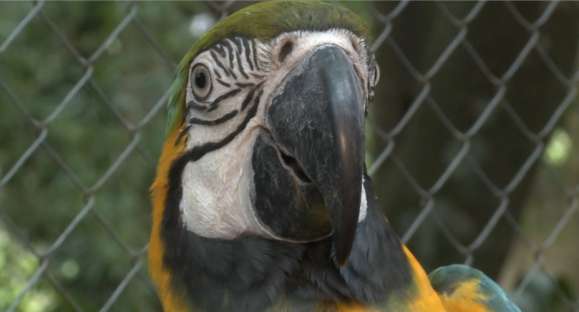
[0,1,578,311]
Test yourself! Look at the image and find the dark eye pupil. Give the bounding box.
[195,71,207,89]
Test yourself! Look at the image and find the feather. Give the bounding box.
[430,265,522,312]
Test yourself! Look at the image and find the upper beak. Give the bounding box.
[267,45,365,265]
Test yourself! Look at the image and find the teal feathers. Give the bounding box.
[430,264,521,312]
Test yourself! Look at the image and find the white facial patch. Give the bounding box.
[359,177,368,223]
[270,29,369,69]
[179,124,265,239]
[179,29,373,240]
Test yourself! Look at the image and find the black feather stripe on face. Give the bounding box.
[188,109,239,126]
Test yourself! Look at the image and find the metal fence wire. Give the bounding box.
[1,1,578,311]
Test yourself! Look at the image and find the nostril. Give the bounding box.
[350,38,361,54]
[278,40,294,63]
[278,149,312,183]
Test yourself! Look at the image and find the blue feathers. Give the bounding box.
[429,264,521,312]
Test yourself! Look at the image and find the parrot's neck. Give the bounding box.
[160,178,415,311]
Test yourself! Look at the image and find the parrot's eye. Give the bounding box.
[191,63,212,100]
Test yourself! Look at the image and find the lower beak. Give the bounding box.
[265,45,365,265]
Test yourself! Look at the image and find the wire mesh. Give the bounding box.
[0,1,578,311]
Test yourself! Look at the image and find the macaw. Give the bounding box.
[148,1,522,311]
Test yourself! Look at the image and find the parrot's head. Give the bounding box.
[155,0,379,265]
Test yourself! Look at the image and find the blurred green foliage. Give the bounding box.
[0,2,210,310]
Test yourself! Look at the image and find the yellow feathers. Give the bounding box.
[335,302,379,312]
[437,279,489,312]
[149,127,189,312]
[401,246,447,312]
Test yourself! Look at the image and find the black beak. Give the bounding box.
[263,45,365,265]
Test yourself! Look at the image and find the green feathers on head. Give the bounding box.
[164,0,369,137]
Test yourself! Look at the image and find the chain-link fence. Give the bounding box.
[1,1,578,311]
